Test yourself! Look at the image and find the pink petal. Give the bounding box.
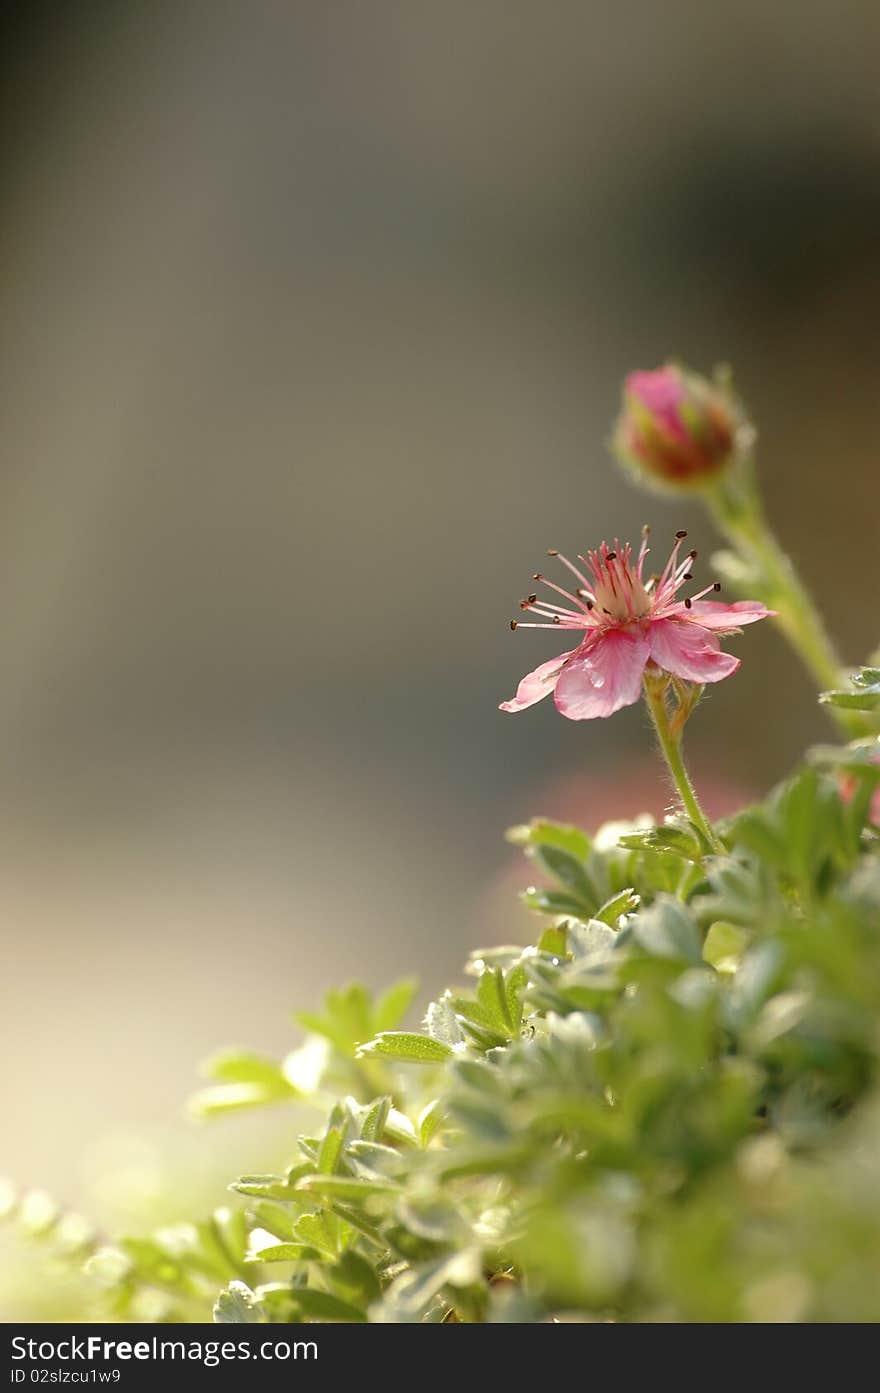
[553,628,649,720]
[499,649,576,713]
[625,367,688,444]
[685,599,773,631]
[649,617,739,683]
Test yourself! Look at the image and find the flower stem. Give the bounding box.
[643,675,724,854]
[705,466,866,738]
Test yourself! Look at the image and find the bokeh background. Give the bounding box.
[2,0,879,1316]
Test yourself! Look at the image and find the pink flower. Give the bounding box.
[500,529,772,720]
[613,364,740,487]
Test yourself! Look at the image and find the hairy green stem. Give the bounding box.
[705,467,865,738]
[643,675,723,854]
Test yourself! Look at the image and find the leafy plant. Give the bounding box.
[5,363,880,1322]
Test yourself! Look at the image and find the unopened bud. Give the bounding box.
[612,363,747,490]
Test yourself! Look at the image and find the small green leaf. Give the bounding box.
[632,897,702,964]
[418,1098,445,1146]
[292,1211,337,1256]
[317,1127,343,1176]
[291,1289,368,1322]
[330,1250,382,1308]
[820,667,880,711]
[537,924,568,956]
[357,1031,453,1063]
[249,1242,316,1263]
[230,1174,300,1201]
[424,996,466,1047]
[532,844,598,907]
[360,1096,392,1143]
[506,818,592,861]
[477,967,515,1033]
[190,1051,298,1117]
[522,887,597,918]
[246,1202,296,1243]
[703,920,750,971]
[297,1175,398,1200]
[373,978,419,1032]
[504,962,528,1028]
[214,1280,268,1323]
[619,823,704,862]
[593,887,640,926]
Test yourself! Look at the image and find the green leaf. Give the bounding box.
[374,1250,483,1323]
[296,1175,399,1201]
[532,844,597,907]
[522,887,598,918]
[593,887,640,926]
[567,919,618,960]
[373,978,419,1032]
[246,1202,296,1243]
[189,1047,299,1114]
[727,810,790,870]
[213,1280,268,1323]
[296,983,374,1056]
[357,1031,453,1063]
[330,1250,382,1308]
[809,739,880,778]
[477,967,516,1033]
[506,817,591,861]
[703,921,750,972]
[632,897,702,964]
[360,1096,392,1143]
[199,1050,292,1087]
[618,822,704,862]
[820,667,880,711]
[248,1242,316,1263]
[504,962,528,1029]
[291,1212,337,1256]
[317,1127,343,1176]
[537,924,568,957]
[424,995,466,1046]
[291,1289,368,1322]
[418,1099,445,1146]
[189,1050,299,1117]
[230,1174,301,1201]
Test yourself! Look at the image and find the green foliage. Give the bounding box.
[10,760,875,1323]
[820,666,880,713]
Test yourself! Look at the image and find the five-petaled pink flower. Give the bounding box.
[500,529,772,720]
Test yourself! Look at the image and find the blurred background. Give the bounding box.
[2,0,879,1314]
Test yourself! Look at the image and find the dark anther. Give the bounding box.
[684,597,692,609]
[606,551,617,561]
[509,619,518,630]
[675,529,688,539]
[546,548,559,556]
[713,581,722,592]
[532,573,543,582]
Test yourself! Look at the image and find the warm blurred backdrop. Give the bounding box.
[2,0,879,1314]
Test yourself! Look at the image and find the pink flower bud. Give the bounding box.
[613,364,743,488]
